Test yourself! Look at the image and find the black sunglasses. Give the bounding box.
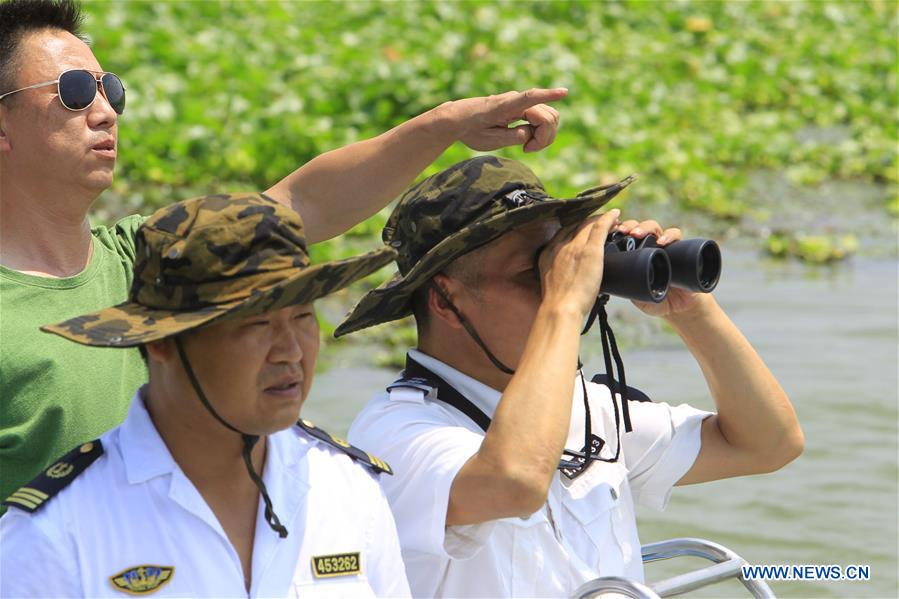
[0,69,126,114]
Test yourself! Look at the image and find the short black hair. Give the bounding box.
[138,343,149,365]
[0,0,85,97]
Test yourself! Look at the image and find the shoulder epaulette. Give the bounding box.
[386,376,436,396]
[3,440,104,513]
[590,374,654,403]
[297,419,392,476]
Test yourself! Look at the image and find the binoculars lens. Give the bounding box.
[665,238,721,293]
[698,242,721,290]
[600,233,721,302]
[648,251,670,300]
[600,245,671,303]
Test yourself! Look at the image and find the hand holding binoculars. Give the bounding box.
[600,231,721,303]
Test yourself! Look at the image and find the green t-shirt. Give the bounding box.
[0,215,149,505]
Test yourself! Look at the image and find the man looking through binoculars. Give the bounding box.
[335,155,803,598]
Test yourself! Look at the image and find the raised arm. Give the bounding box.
[669,293,804,483]
[615,220,804,485]
[446,210,621,526]
[264,88,567,243]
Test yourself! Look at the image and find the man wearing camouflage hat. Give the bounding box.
[1,194,410,597]
[336,155,803,597]
[0,0,568,511]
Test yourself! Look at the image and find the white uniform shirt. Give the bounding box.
[1,390,411,598]
[348,349,711,598]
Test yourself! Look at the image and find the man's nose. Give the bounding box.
[86,83,117,128]
[271,324,305,363]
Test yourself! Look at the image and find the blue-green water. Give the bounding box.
[305,249,898,598]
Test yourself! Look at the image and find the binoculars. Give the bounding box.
[600,232,721,303]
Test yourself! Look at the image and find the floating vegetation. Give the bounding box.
[765,230,860,263]
[85,1,896,230]
[79,1,897,338]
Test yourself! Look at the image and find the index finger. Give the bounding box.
[588,209,622,243]
[505,87,569,111]
[537,216,593,266]
[538,210,619,269]
[565,210,620,247]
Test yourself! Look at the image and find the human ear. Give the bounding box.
[428,274,466,331]
[0,105,11,153]
[145,338,177,364]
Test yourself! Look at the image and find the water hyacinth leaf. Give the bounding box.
[79,0,894,262]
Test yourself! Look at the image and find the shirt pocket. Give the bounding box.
[559,462,628,569]
[503,508,559,597]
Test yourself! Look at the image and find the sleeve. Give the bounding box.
[365,484,412,598]
[0,509,82,597]
[90,214,148,272]
[108,214,149,265]
[621,398,712,511]
[348,397,495,560]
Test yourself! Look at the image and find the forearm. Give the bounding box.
[447,303,583,524]
[667,295,802,462]
[265,105,457,244]
[472,305,582,505]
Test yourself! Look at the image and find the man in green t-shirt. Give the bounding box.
[0,0,567,505]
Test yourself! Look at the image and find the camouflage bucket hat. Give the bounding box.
[334,155,634,337]
[43,193,396,347]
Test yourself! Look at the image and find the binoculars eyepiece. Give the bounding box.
[600,232,721,303]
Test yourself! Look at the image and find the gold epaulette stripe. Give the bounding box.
[2,440,103,514]
[13,487,49,501]
[367,454,392,474]
[297,419,391,475]
[6,494,41,509]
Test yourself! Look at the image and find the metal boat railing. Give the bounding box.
[572,537,777,599]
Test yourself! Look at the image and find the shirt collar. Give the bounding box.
[249,426,310,577]
[119,386,313,485]
[119,385,180,484]
[408,348,502,420]
[408,350,605,450]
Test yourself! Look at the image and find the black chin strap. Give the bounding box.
[175,337,288,538]
[430,283,516,375]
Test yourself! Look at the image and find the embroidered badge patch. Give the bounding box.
[109,565,174,595]
[311,552,361,578]
[560,435,606,480]
[45,462,74,478]
[503,188,539,208]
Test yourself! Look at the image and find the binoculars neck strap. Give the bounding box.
[421,284,634,473]
[403,355,613,473]
[583,295,633,434]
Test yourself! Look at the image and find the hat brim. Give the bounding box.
[334,175,635,338]
[42,246,396,347]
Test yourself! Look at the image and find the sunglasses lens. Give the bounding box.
[57,70,97,110]
[101,73,126,114]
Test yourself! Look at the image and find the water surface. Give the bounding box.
[305,249,898,598]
